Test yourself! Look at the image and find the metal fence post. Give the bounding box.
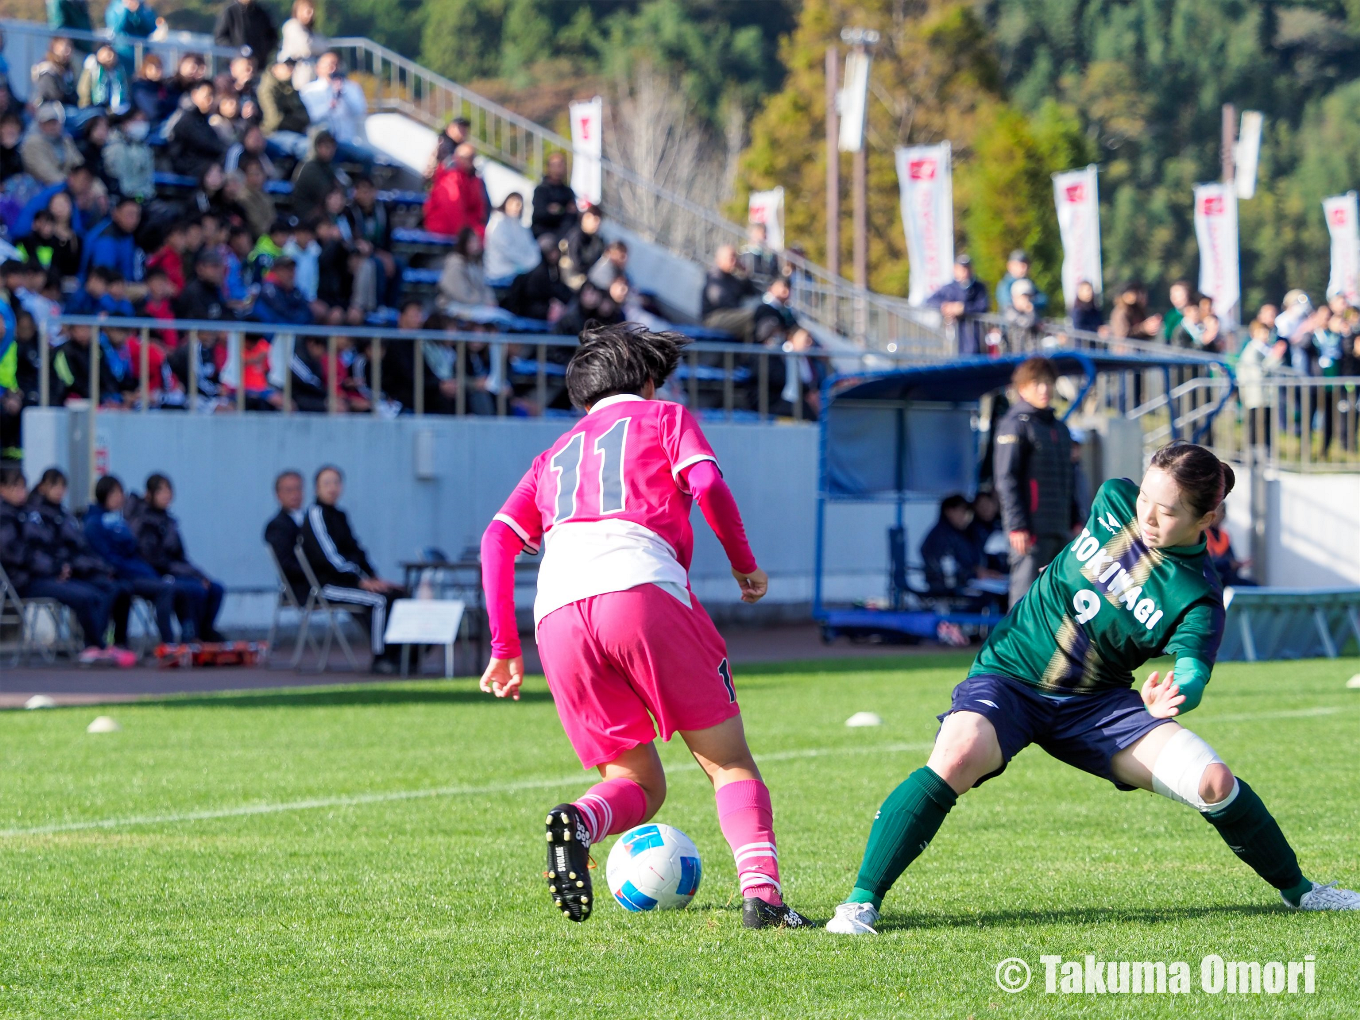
[327,335,339,415]
[39,321,50,408]
[371,338,383,416]
[188,331,199,413]
[414,337,425,416]
[235,332,246,414]
[139,326,150,411]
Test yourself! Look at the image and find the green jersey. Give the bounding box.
[970,478,1225,694]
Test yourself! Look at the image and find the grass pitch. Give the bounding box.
[0,653,1356,1019]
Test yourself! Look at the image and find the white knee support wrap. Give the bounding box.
[1150,728,1237,812]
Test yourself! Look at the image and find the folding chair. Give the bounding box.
[0,562,81,665]
[129,597,166,657]
[292,544,361,671]
[265,545,324,666]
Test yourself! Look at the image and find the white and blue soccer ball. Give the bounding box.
[606,823,702,911]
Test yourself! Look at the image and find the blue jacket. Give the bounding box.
[926,276,990,355]
[84,504,160,581]
[82,218,146,283]
[65,288,136,317]
[920,519,982,594]
[251,280,314,325]
[104,0,158,38]
[15,183,89,240]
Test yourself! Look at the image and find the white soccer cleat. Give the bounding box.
[1287,881,1360,911]
[826,901,880,934]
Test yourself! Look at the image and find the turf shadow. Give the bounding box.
[874,901,1287,931]
[151,685,555,710]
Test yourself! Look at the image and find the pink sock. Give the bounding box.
[715,779,782,905]
[573,778,648,844]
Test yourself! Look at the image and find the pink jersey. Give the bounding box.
[494,394,731,623]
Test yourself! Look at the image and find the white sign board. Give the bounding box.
[1193,182,1240,326]
[569,96,604,208]
[384,599,466,645]
[747,187,785,251]
[1323,192,1360,306]
[838,50,871,153]
[1052,165,1102,309]
[895,142,954,306]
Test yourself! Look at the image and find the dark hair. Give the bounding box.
[145,472,172,497]
[565,322,686,410]
[314,464,343,486]
[455,226,480,259]
[95,474,123,507]
[1148,441,1235,517]
[39,467,67,488]
[940,493,970,516]
[274,469,302,493]
[1012,356,1057,389]
[399,296,426,316]
[0,464,25,489]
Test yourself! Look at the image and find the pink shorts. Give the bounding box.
[535,584,741,769]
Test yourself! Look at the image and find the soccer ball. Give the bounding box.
[606,823,702,911]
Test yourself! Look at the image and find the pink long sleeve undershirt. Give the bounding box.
[480,459,757,660]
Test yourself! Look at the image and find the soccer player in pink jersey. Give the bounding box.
[479,323,811,929]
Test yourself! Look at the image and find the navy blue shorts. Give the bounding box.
[939,673,1173,791]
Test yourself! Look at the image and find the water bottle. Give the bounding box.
[942,553,958,591]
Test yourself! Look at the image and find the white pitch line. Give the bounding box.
[1195,706,1350,724]
[0,741,934,840]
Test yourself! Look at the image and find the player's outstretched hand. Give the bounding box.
[732,567,768,604]
[480,656,525,701]
[1140,669,1185,718]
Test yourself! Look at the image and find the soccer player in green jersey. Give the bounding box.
[828,441,1360,933]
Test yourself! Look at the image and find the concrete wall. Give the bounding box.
[21,409,943,629]
[1224,464,1360,587]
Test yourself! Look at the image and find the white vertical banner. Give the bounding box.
[747,187,785,251]
[837,50,870,153]
[1052,165,1102,310]
[1193,182,1240,325]
[1236,110,1263,200]
[895,143,954,306]
[568,96,603,208]
[1323,192,1360,307]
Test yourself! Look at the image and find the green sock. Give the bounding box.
[848,767,958,909]
[1203,778,1308,903]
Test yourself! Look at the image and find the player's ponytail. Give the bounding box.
[1149,441,1233,517]
[567,322,687,409]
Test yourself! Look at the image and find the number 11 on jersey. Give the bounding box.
[550,418,631,524]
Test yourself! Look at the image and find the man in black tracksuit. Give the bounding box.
[299,465,407,673]
[994,357,1080,607]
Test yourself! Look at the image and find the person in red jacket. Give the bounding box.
[423,143,488,240]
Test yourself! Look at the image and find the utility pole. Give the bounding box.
[1221,102,1236,186]
[825,47,840,282]
[840,27,879,338]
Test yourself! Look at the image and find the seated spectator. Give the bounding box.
[425,143,487,239]
[996,249,1048,314]
[438,228,496,308]
[31,37,79,108]
[1206,513,1255,587]
[920,494,988,595]
[258,55,310,161]
[1109,281,1162,341]
[168,52,207,102]
[701,243,758,330]
[130,53,175,122]
[316,214,364,325]
[239,332,282,410]
[166,81,228,180]
[1162,279,1193,340]
[283,218,321,307]
[289,332,330,412]
[225,123,278,178]
[504,235,572,321]
[210,91,248,146]
[76,113,114,191]
[252,255,312,324]
[587,239,629,290]
[556,280,622,336]
[429,116,471,177]
[0,465,131,666]
[264,468,309,601]
[739,222,780,291]
[139,265,180,349]
[234,156,276,237]
[167,330,230,407]
[101,325,142,405]
[81,196,146,293]
[85,474,183,641]
[102,109,155,201]
[300,52,374,169]
[174,248,230,321]
[752,275,798,345]
[48,0,93,35]
[484,193,541,286]
[129,472,226,641]
[23,188,89,276]
[146,221,188,293]
[189,162,248,227]
[926,253,991,355]
[229,56,261,123]
[249,216,291,278]
[0,112,23,184]
[78,42,130,112]
[214,0,280,64]
[1071,279,1103,333]
[22,104,84,187]
[54,323,136,405]
[531,151,578,240]
[380,300,445,413]
[299,464,407,673]
[65,265,135,317]
[559,206,604,290]
[280,0,326,88]
[222,223,257,310]
[345,175,401,311]
[968,489,1008,574]
[291,130,342,222]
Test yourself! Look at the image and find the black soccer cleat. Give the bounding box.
[741,896,814,929]
[545,803,593,922]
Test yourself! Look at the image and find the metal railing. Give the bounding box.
[46,314,918,422]
[1,18,239,86]
[327,34,946,356]
[1204,376,1360,473]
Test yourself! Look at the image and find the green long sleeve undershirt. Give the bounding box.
[1172,656,1210,714]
